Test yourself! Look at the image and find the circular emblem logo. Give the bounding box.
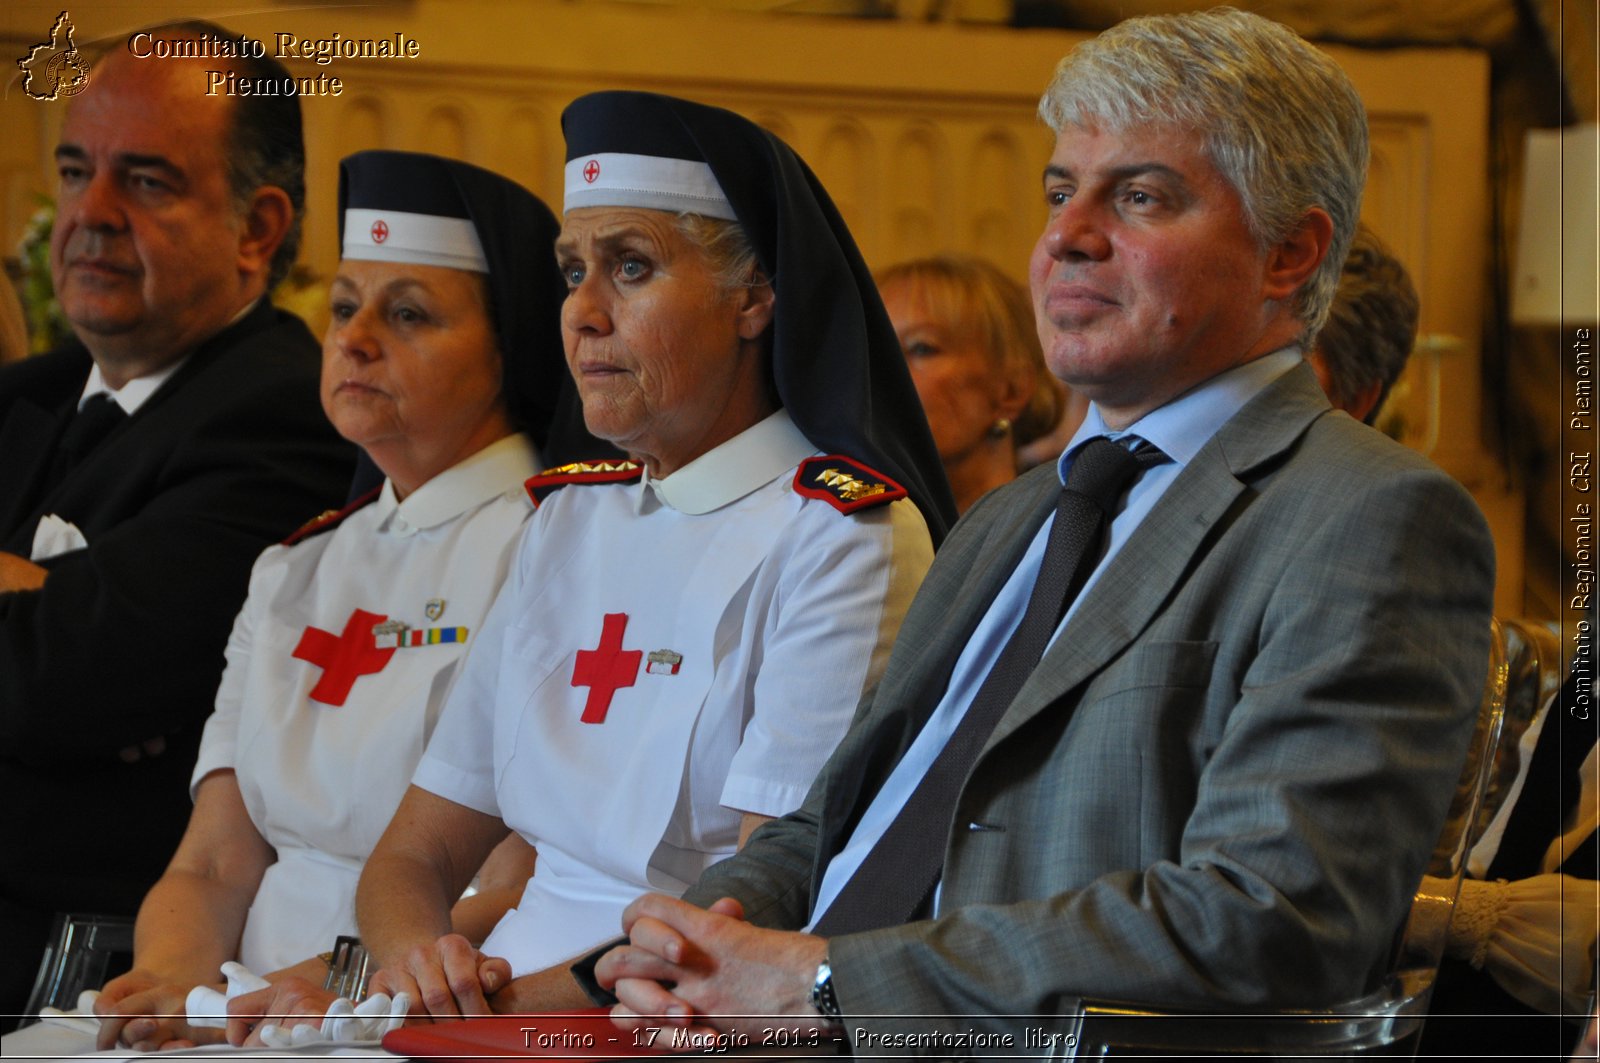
[583,159,600,184]
[370,219,389,244]
[47,51,91,98]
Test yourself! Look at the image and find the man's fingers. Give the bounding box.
[611,985,695,1026]
[620,892,705,935]
[706,896,745,920]
[621,915,696,966]
[596,942,688,988]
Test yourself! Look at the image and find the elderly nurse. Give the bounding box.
[78,151,594,1052]
[226,91,953,1041]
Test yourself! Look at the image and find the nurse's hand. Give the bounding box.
[224,976,337,1047]
[95,971,218,1052]
[367,933,509,1021]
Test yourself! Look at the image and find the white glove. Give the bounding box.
[185,960,410,1045]
[37,989,102,1034]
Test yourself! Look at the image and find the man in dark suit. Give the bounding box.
[580,9,1497,1049]
[0,25,352,1021]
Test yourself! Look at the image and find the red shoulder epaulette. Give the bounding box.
[524,459,643,507]
[792,456,907,515]
[282,486,381,546]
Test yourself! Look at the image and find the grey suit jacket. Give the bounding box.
[686,363,1496,1045]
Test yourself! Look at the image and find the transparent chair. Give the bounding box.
[1070,618,1515,1059]
[17,911,135,1028]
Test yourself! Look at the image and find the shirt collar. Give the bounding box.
[641,408,816,515]
[373,433,540,533]
[1058,347,1303,482]
[77,300,260,414]
[80,357,188,416]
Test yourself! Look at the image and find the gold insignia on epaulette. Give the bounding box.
[815,467,887,502]
[541,460,640,476]
[301,509,340,531]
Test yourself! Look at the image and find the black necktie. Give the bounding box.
[49,393,126,486]
[812,437,1166,935]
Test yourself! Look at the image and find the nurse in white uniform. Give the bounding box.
[222,91,957,1042]
[86,151,604,1052]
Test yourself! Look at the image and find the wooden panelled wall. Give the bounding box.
[0,0,1520,608]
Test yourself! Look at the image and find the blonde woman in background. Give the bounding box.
[877,256,1078,511]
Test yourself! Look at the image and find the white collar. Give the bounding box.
[80,357,187,416]
[374,433,540,533]
[641,409,815,515]
[78,299,259,414]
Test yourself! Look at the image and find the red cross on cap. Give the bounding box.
[582,159,600,184]
[370,219,389,243]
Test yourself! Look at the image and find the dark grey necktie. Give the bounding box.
[812,437,1166,936]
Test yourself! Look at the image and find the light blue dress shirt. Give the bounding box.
[807,348,1304,927]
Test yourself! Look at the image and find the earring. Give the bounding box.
[989,418,1012,438]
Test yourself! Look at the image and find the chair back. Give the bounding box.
[1464,616,1565,863]
[1392,617,1510,976]
[18,912,135,1027]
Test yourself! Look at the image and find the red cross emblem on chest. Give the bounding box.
[292,608,396,706]
[370,219,389,243]
[570,612,641,724]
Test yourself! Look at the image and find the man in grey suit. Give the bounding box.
[582,9,1497,1048]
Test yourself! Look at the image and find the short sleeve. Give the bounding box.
[189,546,280,798]
[720,497,931,816]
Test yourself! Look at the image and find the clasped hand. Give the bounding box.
[222,934,510,1046]
[595,895,832,1051]
[94,968,218,1052]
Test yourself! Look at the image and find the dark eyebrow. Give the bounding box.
[55,145,183,184]
[118,153,184,181]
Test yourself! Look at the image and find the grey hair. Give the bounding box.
[674,214,764,294]
[1037,7,1367,339]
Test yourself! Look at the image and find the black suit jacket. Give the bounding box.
[0,300,354,923]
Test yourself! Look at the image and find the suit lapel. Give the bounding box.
[0,396,73,547]
[818,466,1061,857]
[985,364,1330,750]
[8,302,275,542]
[873,466,1061,720]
